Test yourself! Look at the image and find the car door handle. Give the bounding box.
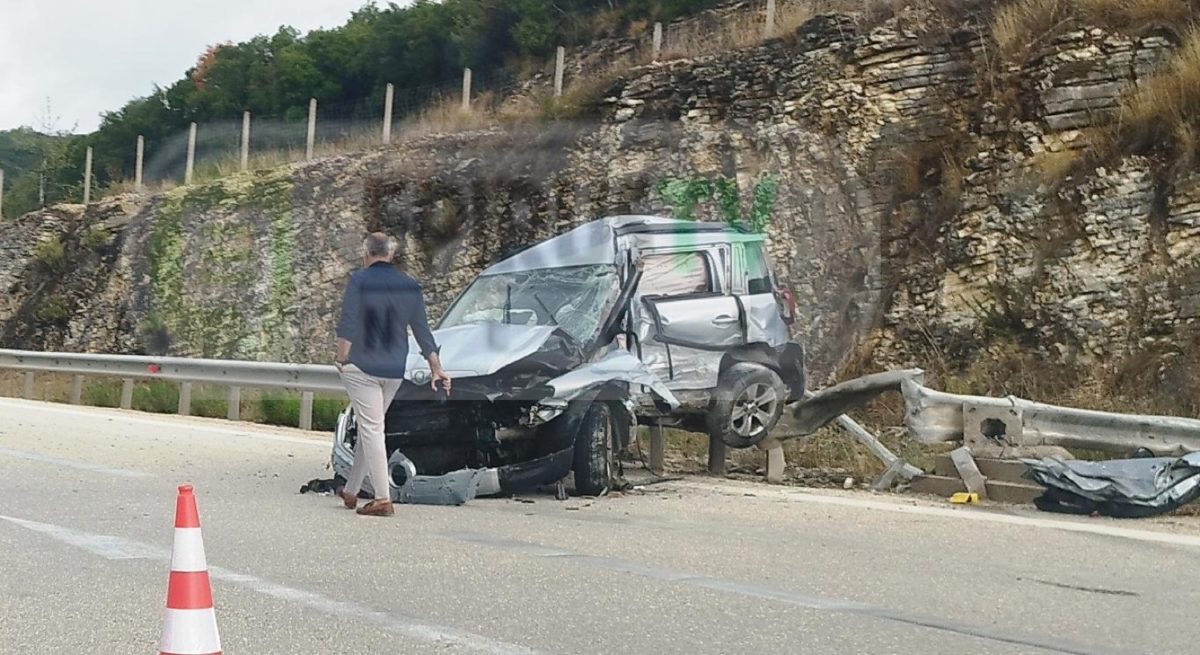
[712,315,739,326]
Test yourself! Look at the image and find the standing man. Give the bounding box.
[335,233,451,517]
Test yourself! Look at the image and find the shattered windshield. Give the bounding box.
[439,265,620,344]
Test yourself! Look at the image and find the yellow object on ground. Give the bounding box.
[950,492,980,505]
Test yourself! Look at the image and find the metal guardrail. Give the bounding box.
[0,349,344,430]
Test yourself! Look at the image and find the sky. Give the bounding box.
[0,0,381,134]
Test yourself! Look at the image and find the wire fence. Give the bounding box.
[0,0,811,214]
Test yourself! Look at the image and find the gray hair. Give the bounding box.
[364,232,397,259]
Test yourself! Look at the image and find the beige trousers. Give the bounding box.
[340,365,403,501]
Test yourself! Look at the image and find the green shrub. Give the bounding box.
[36,295,71,323]
[82,380,121,408]
[133,380,180,414]
[313,396,345,432]
[81,226,112,250]
[257,391,344,431]
[33,236,65,271]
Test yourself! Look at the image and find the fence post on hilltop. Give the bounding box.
[383,83,394,144]
[240,111,251,172]
[764,0,777,39]
[306,98,317,162]
[185,123,197,185]
[652,22,663,61]
[178,381,192,416]
[462,68,472,112]
[135,135,144,192]
[554,46,566,97]
[0,168,5,219]
[227,386,241,421]
[299,391,314,431]
[120,378,134,409]
[83,147,93,204]
[69,375,83,405]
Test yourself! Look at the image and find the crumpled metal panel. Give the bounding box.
[482,215,689,275]
[547,349,680,408]
[742,294,790,347]
[903,379,1200,455]
[403,323,559,380]
[778,369,925,436]
[1024,453,1200,516]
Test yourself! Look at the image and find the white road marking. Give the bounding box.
[0,446,152,478]
[0,397,330,448]
[673,480,1200,549]
[0,515,539,655]
[446,531,1134,655]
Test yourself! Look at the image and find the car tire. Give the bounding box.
[573,401,614,496]
[706,363,785,449]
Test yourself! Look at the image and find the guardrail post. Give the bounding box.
[649,420,665,474]
[760,438,785,483]
[178,382,192,416]
[23,371,35,400]
[707,437,726,475]
[120,378,134,409]
[299,391,314,431]
[227,386,241,421]
[69,375,83,405]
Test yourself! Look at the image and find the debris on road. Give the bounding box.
[1025,453,1200,518]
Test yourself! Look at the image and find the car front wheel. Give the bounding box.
[573,401,614,496]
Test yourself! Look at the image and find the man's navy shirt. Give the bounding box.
[336,262,439,379]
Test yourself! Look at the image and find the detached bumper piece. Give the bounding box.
[1024,452,1200,518]
[385,447,573,506]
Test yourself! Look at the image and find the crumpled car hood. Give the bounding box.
[404,323,560,381]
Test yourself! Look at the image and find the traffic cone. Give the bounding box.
[159,484,222,655]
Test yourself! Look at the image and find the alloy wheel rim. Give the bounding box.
[729,383,778,437]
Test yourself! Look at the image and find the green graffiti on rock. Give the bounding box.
[656,174,779,232]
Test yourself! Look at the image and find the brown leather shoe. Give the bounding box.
[338,489,358,510]
[356,499,394,517]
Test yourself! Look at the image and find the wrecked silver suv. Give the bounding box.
[332,216,806,497]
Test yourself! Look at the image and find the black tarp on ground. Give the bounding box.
[1024,453,1200,518]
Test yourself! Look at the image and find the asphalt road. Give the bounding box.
[2,397,1200,654]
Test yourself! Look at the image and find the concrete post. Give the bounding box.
[82,147,93,204]
[461,68,472,112]
[306,98,317,162]
[707,437,726,475]
[382,83,394,144]
[120,378,134,409]
[240,111,251,172]
[0,168,5,219]
[764,0,777,39]
[23,372,34,400]
[649,420,665,474]
[760,439,786,483]
[185,123,197,185]
[178,381,193,416]
[554,46,566,98]
[299,391,314,431]
[135,135,144,192]
[69,375,83,405]
[652,22,663,61]
[227,386,241,421]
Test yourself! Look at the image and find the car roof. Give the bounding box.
[481,215,763,276]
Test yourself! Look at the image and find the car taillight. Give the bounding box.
[775,288,796,325]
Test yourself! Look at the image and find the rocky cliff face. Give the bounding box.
[3,8,1199,399]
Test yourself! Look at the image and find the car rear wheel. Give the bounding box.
[573,401,614,496]
[706,363,785,449]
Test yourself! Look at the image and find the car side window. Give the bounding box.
[743,244,773,295]
[639,252,714,296]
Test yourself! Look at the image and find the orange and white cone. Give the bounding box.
[159,484,222,655]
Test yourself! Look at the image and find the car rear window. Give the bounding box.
[640,252,713,296]
[743,245,773,295]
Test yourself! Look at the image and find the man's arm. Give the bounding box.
[334,276,361,370]
[409,284,450,393]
